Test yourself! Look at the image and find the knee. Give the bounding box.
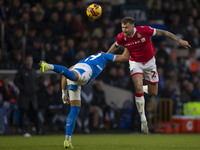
[135,86,143,93]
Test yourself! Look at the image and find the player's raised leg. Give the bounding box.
[132,74,149,134]
[144,83,158,96]
[143,58,159,96]
[39,61,78,81]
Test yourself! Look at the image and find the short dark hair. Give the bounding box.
[121,16,135,25]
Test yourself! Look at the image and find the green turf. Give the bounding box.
[0,134,200,150]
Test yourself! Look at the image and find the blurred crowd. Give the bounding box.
[0,0,200,134]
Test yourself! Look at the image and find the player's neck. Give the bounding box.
[128,27,136,38]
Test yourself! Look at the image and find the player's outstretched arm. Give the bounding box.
[107,42,120,54]
[155,29,191,49]
[114,48,130,62]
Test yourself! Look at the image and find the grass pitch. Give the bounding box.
[0,134,200,150]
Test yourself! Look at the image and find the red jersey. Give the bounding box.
[116,26,156,62]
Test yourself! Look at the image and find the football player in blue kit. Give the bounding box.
[39,49,130,148]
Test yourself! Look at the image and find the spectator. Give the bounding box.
[0,83,4,134]
[73,50,86,64]
[43,0,54,22]
[0,76,19,132]
[5,16,17,36]
[77,39,90,56]
[54,1,65,20]
[155,41,169,64]
[10,51,23,69]
[160,80,176,99]
[43,85,54,128]
[100,39,110,52]
[181,82,198,102]
[25,26,36,49]
[62,12,74,37]
[75,0,86,16]
[66,38,76,57]
[18,11,31,33]
[193,82,200,101]
[7,27,23,52]
[77,83,93,133]
[46,83,63,131]
[71,13,87,37]
[0,0,7,21]
[148,1,163,21]
[52,81,65,130]
[117,66,129,89]
[31,2,45,16]
[43,42,54,63]
[27,38,43,68]
[49,74,60,86]
[32,12,45,36]
[40,28,54,44]
[178,58,188,73]
[14,55,42,135]
[88,38,100,55]
[185,49,199,74]
[8,0,21,20]
[186,27,200,48]
[48,11,64,37]
[185,16,195,33]
[104,65,118,86]
[173,1,187,25]
[161,1,171,25]
[157,67,165,95]
[65,1,76,18]
[90,80,107,130]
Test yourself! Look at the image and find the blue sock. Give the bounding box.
[53,64,75,81]
[65,106,80,136]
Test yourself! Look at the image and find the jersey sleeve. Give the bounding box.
[116,33,124,46]
[142,26,156,36]
[103,53,115,62]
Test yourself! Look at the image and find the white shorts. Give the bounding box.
[71,63,92,86]
[129,57,159,84]
[67,63,92,101]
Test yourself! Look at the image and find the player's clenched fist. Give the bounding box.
[62,90,70,104]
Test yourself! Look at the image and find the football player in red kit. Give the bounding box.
[107,16,191,134]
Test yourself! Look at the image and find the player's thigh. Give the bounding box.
[72,63,92,85]
[143,61,159,85]
[131,74,144,93]
[70,100,81,107]
[69,65,75,70]
[143,66,159,96]
[129,60,144,93]
[67,79,81,107]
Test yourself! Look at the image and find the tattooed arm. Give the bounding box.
[106,42,120,54]
[155,29,191,49]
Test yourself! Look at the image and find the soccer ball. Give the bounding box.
[86,4,102,20]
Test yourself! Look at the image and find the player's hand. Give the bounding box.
[62,90,70,104]
[179,39,191,49]
[63,95,70,104]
